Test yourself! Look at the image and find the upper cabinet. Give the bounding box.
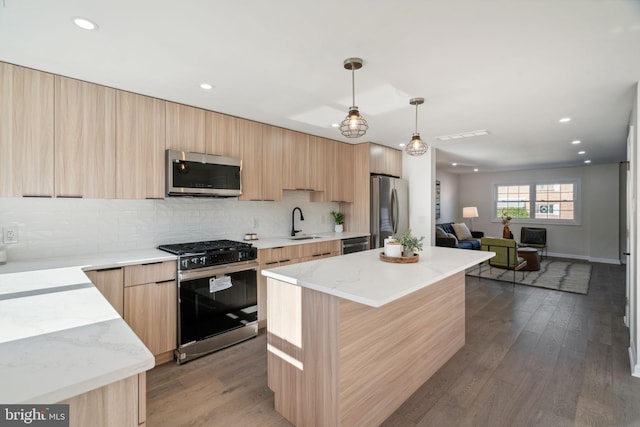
[282,130,318,191]
[205,111,241,158]
[0,62,54,197]
[54,76,116,198]
[239,121,283,201]
[165,102,206,154]
[369,143,402,178]
[311,139,353,203]
[115,91,166,199]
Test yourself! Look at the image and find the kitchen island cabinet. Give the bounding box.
[262,246,493,427]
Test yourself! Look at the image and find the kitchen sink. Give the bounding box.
[289,236,323,240]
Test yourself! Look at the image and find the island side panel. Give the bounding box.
[338,271,466,427]
[266,277,340,426]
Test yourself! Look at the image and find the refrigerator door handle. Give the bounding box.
[391,188,398,235]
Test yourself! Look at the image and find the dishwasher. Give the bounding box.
[341,236,370,254]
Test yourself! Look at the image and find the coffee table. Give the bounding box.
[517,247,540,271]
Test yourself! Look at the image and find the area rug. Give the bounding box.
[465,259,592,294]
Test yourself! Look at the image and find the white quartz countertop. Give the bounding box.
[0,267,154,404]
[242,231,369,249]
[262,246,494,307]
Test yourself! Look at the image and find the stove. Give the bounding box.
[157,239,259,364]
[158,239,257,271]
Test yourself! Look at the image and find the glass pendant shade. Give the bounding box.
[340,58,368,138]
[340,107,368,138]
[405,97,428,156]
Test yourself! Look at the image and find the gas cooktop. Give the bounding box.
[158,239,252,256]
[158,239,257,270]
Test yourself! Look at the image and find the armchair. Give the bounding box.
[479,237,527,283]
[520,227,547,257]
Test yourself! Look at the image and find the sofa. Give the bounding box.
[435,222,484,250]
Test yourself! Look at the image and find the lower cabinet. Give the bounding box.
[124,278,177,364]
[123,261,177,365]
[257,240,341,328]
[85,267,124,317]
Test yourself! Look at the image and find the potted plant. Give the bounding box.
[395,228,425,257]
[330,211,344,233]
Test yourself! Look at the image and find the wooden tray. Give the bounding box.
[379,252,419,263]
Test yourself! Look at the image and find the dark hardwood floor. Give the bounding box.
[147,261,640,426]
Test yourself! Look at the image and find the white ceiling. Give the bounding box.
[1,0,639,174]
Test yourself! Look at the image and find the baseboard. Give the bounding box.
[629,342,640,378]
[546,252,621,265]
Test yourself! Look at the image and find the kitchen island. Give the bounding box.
[262,246,493,427]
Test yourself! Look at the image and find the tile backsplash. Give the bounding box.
[0,191,339,261]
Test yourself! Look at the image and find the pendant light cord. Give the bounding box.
[415,103,419,134]
[351,64,356,107]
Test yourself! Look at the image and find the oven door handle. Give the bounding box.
[179,261,259,282]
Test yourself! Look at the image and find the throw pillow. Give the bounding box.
[446,233,459,245]
[435,226,448,238]
[452,223,473,240]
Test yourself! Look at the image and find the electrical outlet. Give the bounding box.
[252,217,259,229]
[3,226,18,244]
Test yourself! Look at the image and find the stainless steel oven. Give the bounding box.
[158,240,258,364]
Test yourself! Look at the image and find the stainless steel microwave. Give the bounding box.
[166,150,242,197]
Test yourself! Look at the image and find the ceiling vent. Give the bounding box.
[436,129,490,141]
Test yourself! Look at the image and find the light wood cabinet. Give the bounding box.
[315,141,354,203]
[85,267,124,317]
[115,91,166,199]
[205,111,241,158]
[124,261,177,361]
[0,62,54,197]
[282,130,318,191]
[54,76,116,198]
[370,143,402,177]
[239,121,283,201]
[299,240,341,262]
[165,102,206,153]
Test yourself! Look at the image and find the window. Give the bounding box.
[494,180,579,224]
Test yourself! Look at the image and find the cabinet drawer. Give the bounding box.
[124,260,176,287]
[300,240,341,259]
[259,246,302,266]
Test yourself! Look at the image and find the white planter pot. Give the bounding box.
[334,224,344,233]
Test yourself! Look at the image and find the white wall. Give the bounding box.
[0,191,339,261]
[630,82,640,377]
[435,170,459,224]
[457,163,620,263]
[403,148,435,245]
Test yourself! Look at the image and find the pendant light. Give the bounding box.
[406,97,428,156]
[339,58,368,138]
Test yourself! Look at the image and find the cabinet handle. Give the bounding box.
[22,195,52,198]
[140,262,163,266]
[92,267,122,272]
[156,279,175,284]
[265,261,279,266]
[57,195,83,198]
[279,259,290,263]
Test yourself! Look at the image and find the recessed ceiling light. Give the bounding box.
[584,160,591,164]
[451,163,457,166]
[473,168,479,172]
[331,123,339,128]
[73,17,99,31]
[578,151,586,155]
[200,83,213,90]
[399,143,406,147]
[571,140,581,145]
[559,117,571,123]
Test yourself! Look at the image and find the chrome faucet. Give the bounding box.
[291,207,304,236]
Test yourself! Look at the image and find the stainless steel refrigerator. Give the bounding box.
[370,175,410,249]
